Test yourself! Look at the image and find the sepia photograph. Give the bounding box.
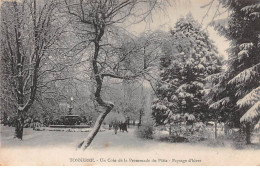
[0,0,260,166]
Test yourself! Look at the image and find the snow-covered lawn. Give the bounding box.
[1,126,260,166]
[1,126,158,149]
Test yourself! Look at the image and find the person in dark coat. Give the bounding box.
[119,121,128,132]
[113,121,119,134]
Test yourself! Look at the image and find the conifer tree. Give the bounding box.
[152,14,222,126]
[208,0,260,144]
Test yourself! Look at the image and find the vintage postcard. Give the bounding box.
[0,0,260,166]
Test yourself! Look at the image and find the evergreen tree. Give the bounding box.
[209,0,260,144]
[152,14,222,126]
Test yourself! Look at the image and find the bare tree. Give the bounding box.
[0,0,64,139]
[62,0,167,150]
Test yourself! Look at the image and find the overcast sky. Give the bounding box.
[126,0,230,59]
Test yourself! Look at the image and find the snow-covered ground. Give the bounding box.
[1,125,159,149]
[1,126,260,166]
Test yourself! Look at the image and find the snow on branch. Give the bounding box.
[240,101,260,123]
[228,63,260,85]
[237,50,249,61]
[192,81,204,88]
[176,84,191,93]
[249,12,260,18]
[237,86,260,107]
[205,72,223,83]
[152,102,168,111]
[239,43,253,50]
[255,119,260,129]
[209,97,230,109]
[241,3,260,19]
[241,3,260,14]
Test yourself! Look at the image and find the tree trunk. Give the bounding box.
[78,106,112,150]
[214,120,218,139]
[169,125,172,135]
[15,110,24,140]
[3,112,7,126]
[138,111,142,129]
[245,122,251,144]
[224,122,228,136]
[77,24,111,150]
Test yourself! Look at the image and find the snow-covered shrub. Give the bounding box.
[135,124,154,139]
[153,125,169,139]
[153,122,211,143]
[205,137,226,147]
[168,122,210,142]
